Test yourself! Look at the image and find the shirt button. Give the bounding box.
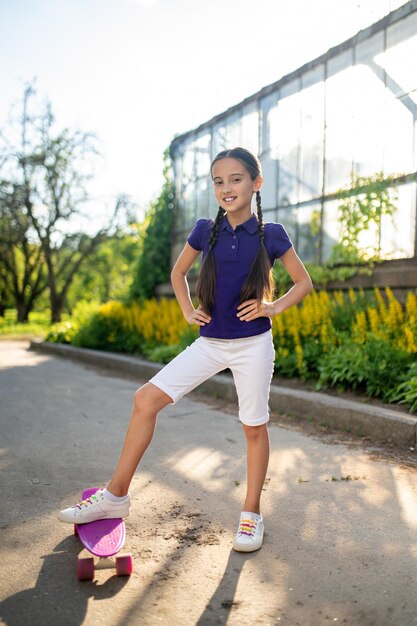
[232,245,236,249]
[233,235,237,239]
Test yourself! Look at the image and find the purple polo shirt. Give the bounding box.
[187,214,293,339]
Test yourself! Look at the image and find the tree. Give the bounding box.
[0,179,48,321]
[66,223,144,309]
[129,148,175,300]
[0,82,130,322]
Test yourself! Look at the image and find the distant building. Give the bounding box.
[168,1,417,291]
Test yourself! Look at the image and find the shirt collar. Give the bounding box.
[220,214,259,235]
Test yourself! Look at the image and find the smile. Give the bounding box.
[223,196,237,203]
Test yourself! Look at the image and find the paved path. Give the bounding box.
[1,340,417,626]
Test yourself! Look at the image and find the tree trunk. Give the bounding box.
[16,298,30,322]
[50,296,62,323]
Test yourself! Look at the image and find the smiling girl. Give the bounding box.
[58,147,313,553]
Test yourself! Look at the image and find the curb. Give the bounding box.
[30,340,417,448]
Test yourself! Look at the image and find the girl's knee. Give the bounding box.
[242,422,268,440]
[133,382,172,413]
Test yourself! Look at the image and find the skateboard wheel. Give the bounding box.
[78,557,94,581]
[74,524,79,536]
[116,555,133,576]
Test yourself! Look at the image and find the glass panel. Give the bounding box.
[381,11,417,101]
[297,202,321,263]
[322,199,340,262]
[380,182,416,259]
[260,92,279,156]
[371,15,417,175]
[173,154,183,197]
[195,132,211,178]
[195,177,210,219]
[226,112,242,148]
[299,66,325,202]
[208,187,218,215]
[212,122,228,156]
[276,206,298,249]
[182,142,196,186]
[183,180,197,229]
[241,103,260,156]
[259,151,278,210]
[273,84,302,206]
[353,32,385,177]
[384,88,414,175]
[324,49,355,192]
[262,208,277,223]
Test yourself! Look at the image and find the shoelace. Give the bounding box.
[75,493,100,510]
[237,518,257,538]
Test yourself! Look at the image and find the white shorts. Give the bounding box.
[148,329,275,426]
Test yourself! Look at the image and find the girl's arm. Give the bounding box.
[272,247,313,315]
[237,247,313,321]
[171,243,212,326]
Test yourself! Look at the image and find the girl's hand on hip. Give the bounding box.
[186,306,212,326]
[237,299,275,322]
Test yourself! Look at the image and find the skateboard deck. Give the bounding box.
[75,487,133,580]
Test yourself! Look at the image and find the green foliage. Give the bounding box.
[390,362,417,413]
[273,257,373,293]
[45,321,79,344]
[72,311,144,354]
[142,324,199,364]
[130,148,174,300]
[45,300,99,343]
[316,337,413,401]
[178,325,199,349]
[0,308,51,337]
[70,300,100,326]
[144,344,181,364]
[330,172,399,265]
[66,228,142,308]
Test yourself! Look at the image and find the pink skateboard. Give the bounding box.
[75,487,133,581]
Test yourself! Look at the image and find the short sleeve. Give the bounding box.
[187,219,212,251]
[268,223,293,259]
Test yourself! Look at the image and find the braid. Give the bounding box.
[239,190,275,304]
[196,206,225,314]
[256,191,265,243]
[208,206,225,249]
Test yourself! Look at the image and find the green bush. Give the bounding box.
[72,311,144,354]
[316,337,413,401]
[143,325,199,364]
[144,344,181,364]
[390,362,417,412]
[274,351,299,378]
[45,321,79,344]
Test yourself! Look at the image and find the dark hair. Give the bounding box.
[196,147,275,314]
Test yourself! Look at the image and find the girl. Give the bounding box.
[58,147,313,553]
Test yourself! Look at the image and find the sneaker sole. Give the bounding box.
[233,540,263,552]
[57,510,130,524]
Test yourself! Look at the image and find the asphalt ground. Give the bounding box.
[1,340,417,626]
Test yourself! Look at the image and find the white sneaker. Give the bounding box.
[233,511,264,552]
[58,489,131,524]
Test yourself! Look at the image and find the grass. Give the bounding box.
[0,309,53,340]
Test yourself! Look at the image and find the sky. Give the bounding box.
[0,0,408,229]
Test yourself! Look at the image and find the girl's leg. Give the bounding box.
[107,382,173,496]
[242,423,270,514]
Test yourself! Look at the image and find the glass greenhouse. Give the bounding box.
[169,1,417,271]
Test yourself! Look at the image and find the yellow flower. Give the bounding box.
[353,310,367,344]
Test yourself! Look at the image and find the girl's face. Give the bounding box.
[211,157,262,220]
